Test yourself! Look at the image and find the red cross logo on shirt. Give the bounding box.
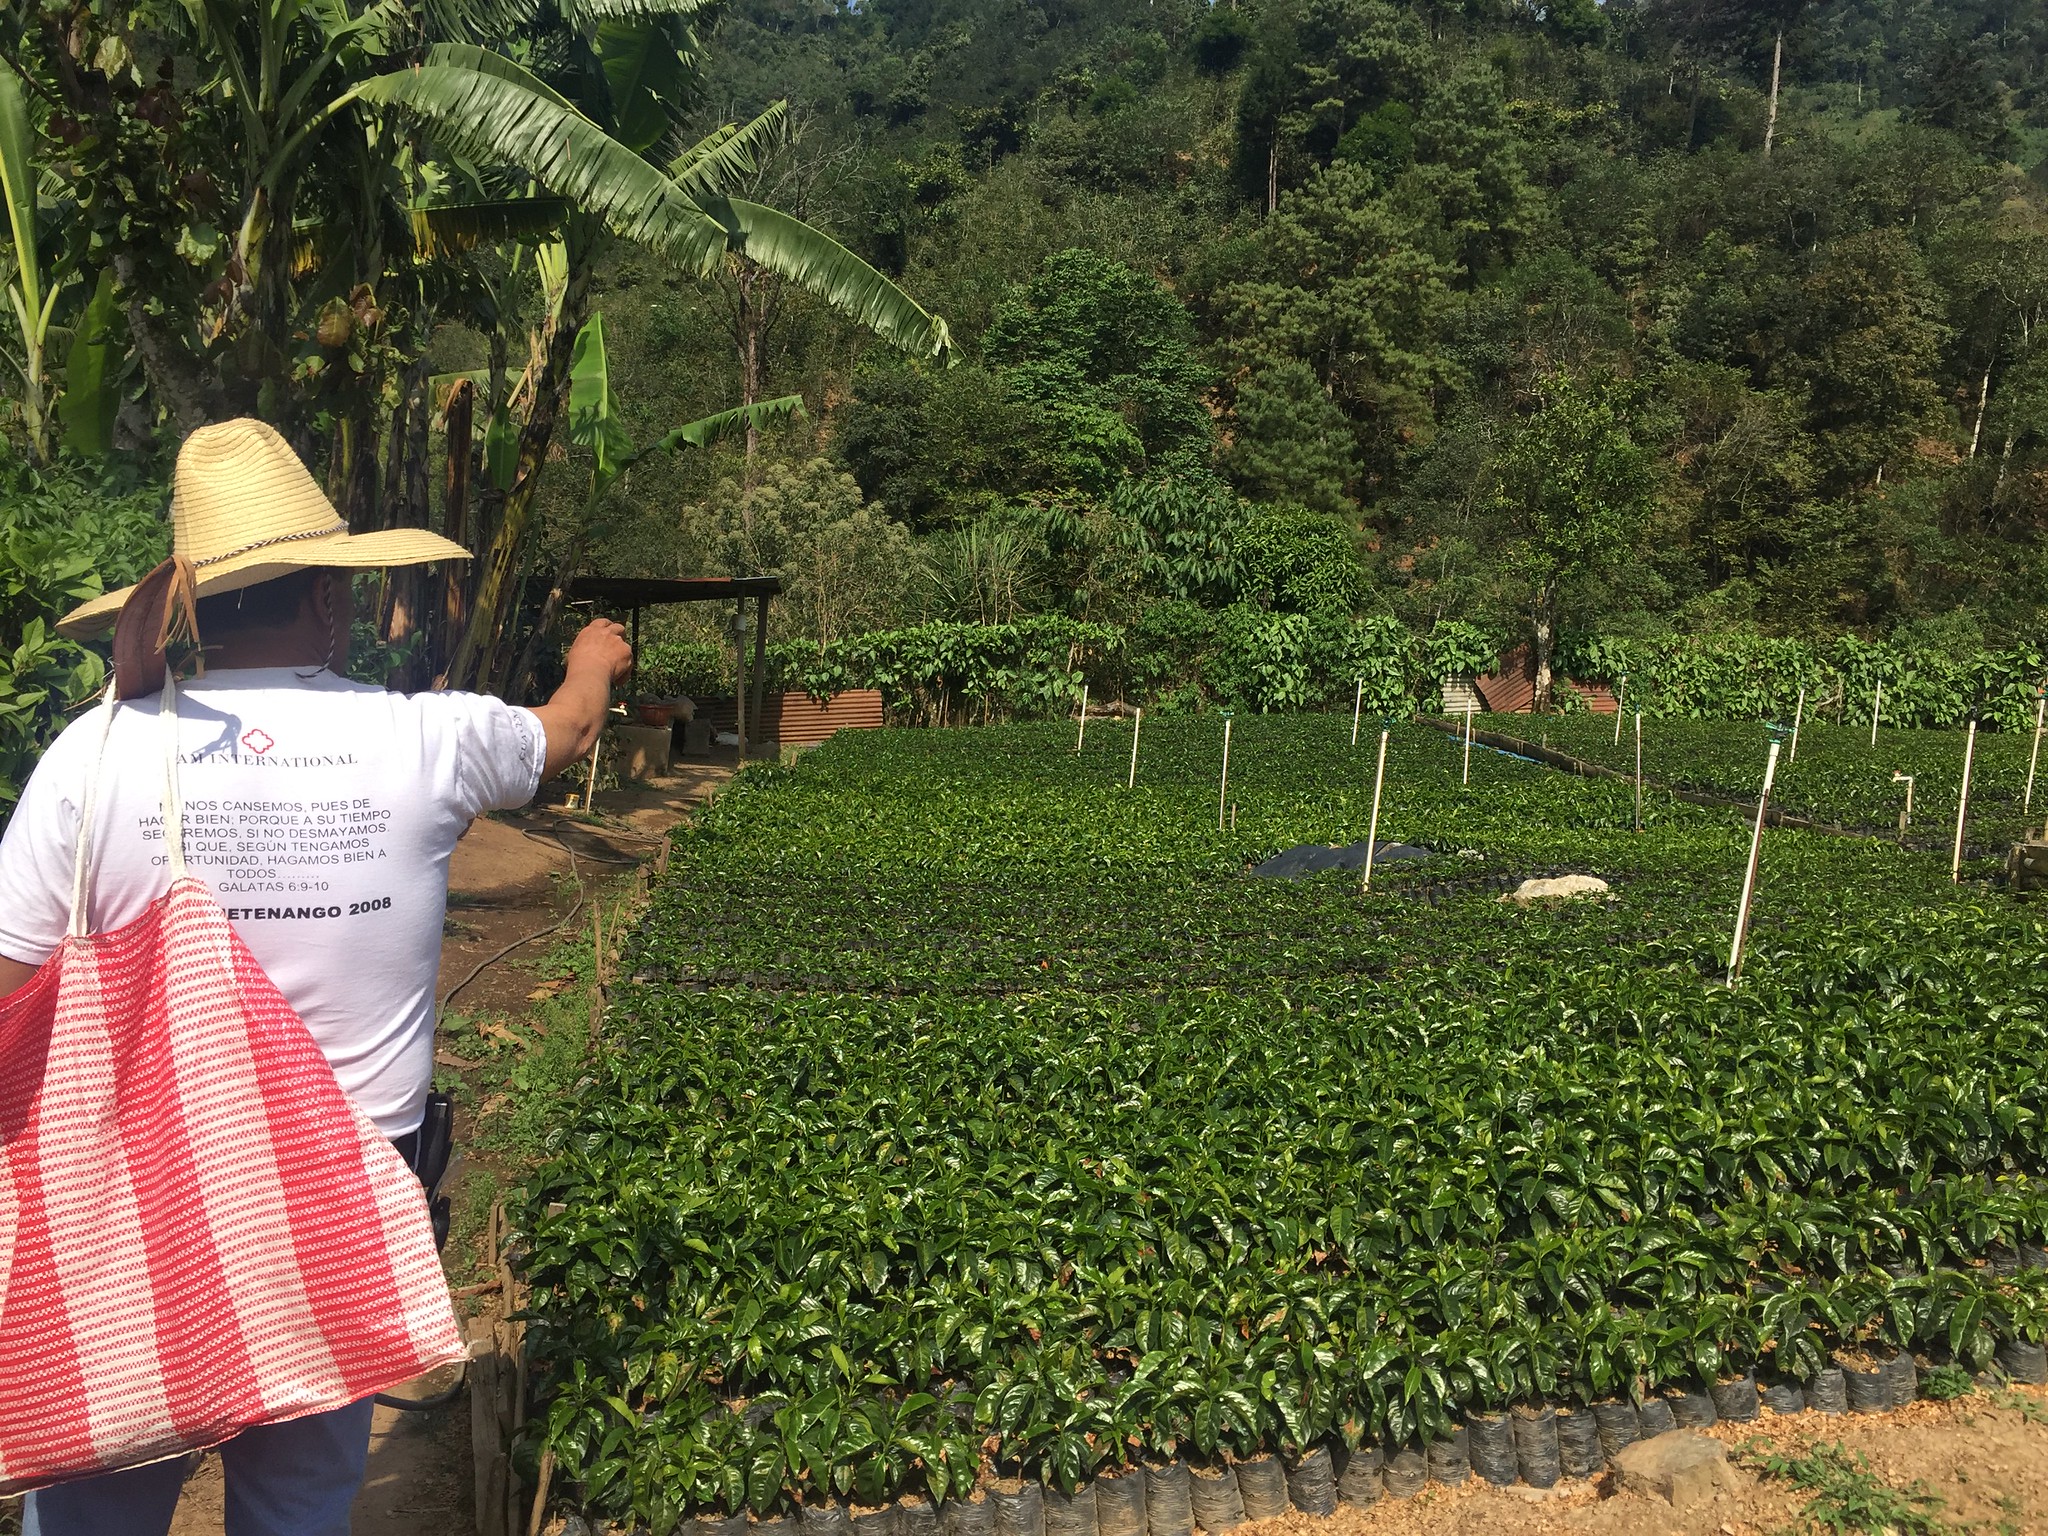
[240,728,275,756]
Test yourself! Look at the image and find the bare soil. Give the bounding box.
[1221,1392,2048,1536]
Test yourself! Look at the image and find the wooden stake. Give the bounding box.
[2026,692,2045,815]
[525,1447,555,1536]
[1351,679,1363,746]
[1128,708,1143,789]
[1789,686,1805,765]
[1613,675,1627,745]
[583,728,603,815]
[1462,703,1474,787]
[1727,741,1781,985]
[1076,682,1089,753]
[1953,719,1977,884]
[1217,717,1233,832]
[1363,729,1389,893]
[1870,681,1882,748]
[1893,771,1914,838]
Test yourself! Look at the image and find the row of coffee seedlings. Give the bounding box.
[613,1343,2048,1536]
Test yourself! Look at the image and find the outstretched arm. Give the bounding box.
[530,618,634,784]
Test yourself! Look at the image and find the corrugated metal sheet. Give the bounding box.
[694,689,886,743]
[1475,646,1617,714]
[775,689,885,744]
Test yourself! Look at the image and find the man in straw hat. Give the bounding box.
[0,419,630,1534]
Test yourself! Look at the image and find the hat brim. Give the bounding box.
[58,528,473,639]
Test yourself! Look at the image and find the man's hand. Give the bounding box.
[533,618,634,784]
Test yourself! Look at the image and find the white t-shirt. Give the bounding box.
[0,667,547,1137]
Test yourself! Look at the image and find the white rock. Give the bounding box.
[1501,874,1611,904]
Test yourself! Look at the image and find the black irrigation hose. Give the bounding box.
[438,827,605,1012]
[374,1361,468,1412]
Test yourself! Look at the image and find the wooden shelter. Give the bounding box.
[568,575,782,759]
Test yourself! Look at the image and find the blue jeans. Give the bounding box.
[23,1398,375,1536]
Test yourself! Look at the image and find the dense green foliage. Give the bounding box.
[10,0,2048,728]
[570,0,2048,661]
[0,458,166,821]
[518,717,2048,1529]
[763,614,2044,729]
[1491,714,2045,850]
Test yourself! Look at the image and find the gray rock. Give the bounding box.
[1610,1431,1746,1509]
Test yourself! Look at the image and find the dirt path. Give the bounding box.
[159,763,732,1536]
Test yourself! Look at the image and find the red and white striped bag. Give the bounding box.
[0,679,464,1493]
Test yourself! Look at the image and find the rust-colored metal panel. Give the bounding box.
[1473,644,1615,713]
[694,689,885,742]
[776,689,885,744]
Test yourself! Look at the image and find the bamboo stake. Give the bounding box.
[1462,703,1474,787]
[1893,771,1914,838]
[1634,712,1643,832]
[583,728,603,815]
[1789,686,1805,765]
[1076,683,1088,753]
[1351,679,1363,746]
[1870,681,1882,747]
[1362,728,1389,893]
[1613,675,1627,744]
[1217,717,1233,832]
[1953,720,1978,884]
[589,900,606,1041]
[1128,708,1143,789]
[1727,741,1781,985]
[2026,692,2045,815]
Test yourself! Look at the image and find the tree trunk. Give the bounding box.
[381,370,435,692]
[1532,589,1557,714]
[1266,130,1279,215]
[1992,432,2016,513]
[112,253,218,434]
[739,266,762,470]
[444,262,592,693]
[342,413,381,534]
[1968,362,1993,459]
[431,378,476,687]
[1763,28,1783,158]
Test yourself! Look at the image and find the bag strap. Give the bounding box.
[63,675,188,940]
[160,673,187,880]
[66,687,122,939]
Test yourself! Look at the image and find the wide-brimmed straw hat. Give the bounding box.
[58,418,469,639]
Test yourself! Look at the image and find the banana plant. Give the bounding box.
[0,72,64,462]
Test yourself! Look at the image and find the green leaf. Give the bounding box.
[655,395,806,453]
[58,268,120,458]
[567,311,635,484]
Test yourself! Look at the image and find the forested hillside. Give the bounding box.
[564,0,2048,669]
[4,0,2047,785]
